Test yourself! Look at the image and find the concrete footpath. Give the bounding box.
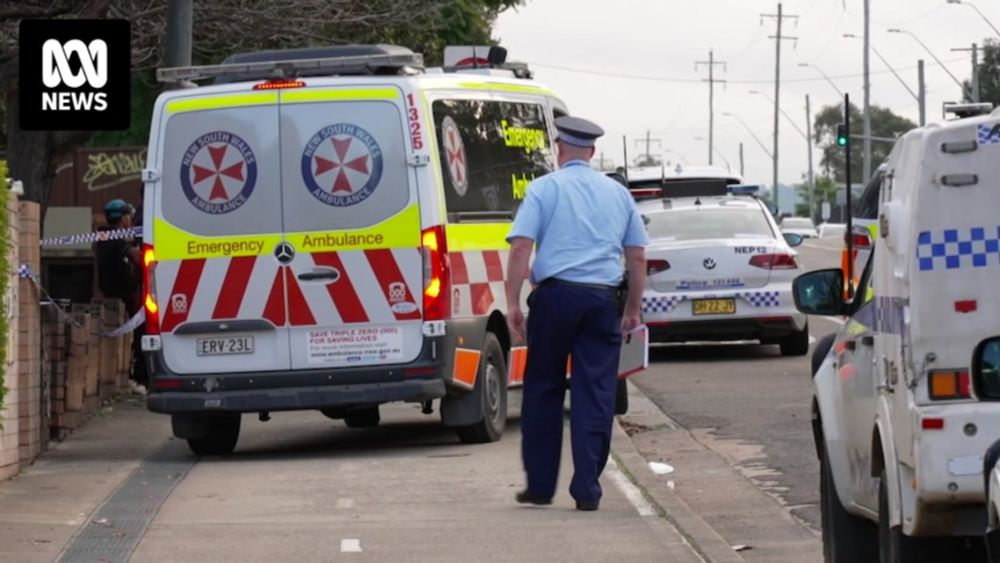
[0,389,749,563]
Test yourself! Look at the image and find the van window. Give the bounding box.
[854,169,883,220]
[977,338,1000,399]
[432,99,554,219]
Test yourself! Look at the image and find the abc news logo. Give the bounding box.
[20,19,130,131]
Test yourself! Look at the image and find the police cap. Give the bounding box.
[555,116,604,148]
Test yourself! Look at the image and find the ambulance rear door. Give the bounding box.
[152,91,290,374]
[278,85,424,370]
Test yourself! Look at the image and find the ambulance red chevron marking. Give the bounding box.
[212,256,256,319]
[449,250,510,318]
[160,258,206,333]
[285,268,317,326]
[450,252,470,284]
[482,250,504,282]
[262,268,286,327]
[365,249,421,321]
[311,251,369,323]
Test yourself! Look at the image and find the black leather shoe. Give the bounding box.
[575,499,600,511]
[516,490,553,506]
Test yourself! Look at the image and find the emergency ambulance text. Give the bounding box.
[186,239,265,257]
[302,232,385,249]
[500,119,546,154]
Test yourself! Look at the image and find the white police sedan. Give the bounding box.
[639,193,810,356]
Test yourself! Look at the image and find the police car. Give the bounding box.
[139,45,565,455]
[795,103,1000,562]
[639,182,810,356]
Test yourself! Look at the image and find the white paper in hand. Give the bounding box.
[618,324,649,379]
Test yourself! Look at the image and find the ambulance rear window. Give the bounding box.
[433,99,554,220]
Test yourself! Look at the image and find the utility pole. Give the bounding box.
[952,43,980,102]
[761,3,798,212]
[863,0,872,186]
[805,94,815,221]
[165,0,193,69]
[739,143,745,178]
[918,60,926,126]
[696,50,727,166]
[622,135,629,179]
[634,129,662,166]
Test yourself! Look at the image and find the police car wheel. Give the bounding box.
[186,414,240,456]
[780,322,810,357]
[456,333,508,444]
[344,406,381,429]
[820,452,877,563]
[614,379,629,415]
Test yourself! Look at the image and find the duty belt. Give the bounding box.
[540,278,619,293]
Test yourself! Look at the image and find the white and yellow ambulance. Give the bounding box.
[140,45,566,455]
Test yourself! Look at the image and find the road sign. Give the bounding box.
[822,201,831,220]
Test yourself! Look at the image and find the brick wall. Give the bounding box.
[0,193,20,480]
[18,202,42,465]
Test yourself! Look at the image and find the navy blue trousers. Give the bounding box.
[521,284,622,503]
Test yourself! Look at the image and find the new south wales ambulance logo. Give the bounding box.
[301,123,383,207]
[441,116,468,196]
[180,131,257,215]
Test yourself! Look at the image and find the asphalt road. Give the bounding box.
[631,235,844,534]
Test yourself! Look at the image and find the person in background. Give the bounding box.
[505,116,648,511]
[95,199,146,390]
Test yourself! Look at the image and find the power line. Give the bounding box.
[529,57,966,85]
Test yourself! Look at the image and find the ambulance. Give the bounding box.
[140,45,565,455]
[794,103,1000,562]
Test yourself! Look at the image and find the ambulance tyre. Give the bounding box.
[615,378,629,415]
[456,333,508,444]
[820,453,877,563]
[878,470,956,563]
[780,322,810,357]
[186,414,241,456]
[344,406,380,429]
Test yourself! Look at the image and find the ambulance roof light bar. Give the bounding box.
[942,102,994,119]
[156,53,425,83]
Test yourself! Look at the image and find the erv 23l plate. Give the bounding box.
[196,336,255,357]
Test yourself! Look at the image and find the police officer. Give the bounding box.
[505,116,648,511]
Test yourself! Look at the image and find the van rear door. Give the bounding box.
[278,86,424,370]
[153,91,290,374]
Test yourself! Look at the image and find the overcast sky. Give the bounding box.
[494,0,995,187]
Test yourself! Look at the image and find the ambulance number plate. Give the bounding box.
[196,336,254,357]
[692,298,736,316]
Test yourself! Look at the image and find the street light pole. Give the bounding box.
[722,113,774,160]
[918,60,927,126]
[863,0,872,185]
[888,28,974,100]
[798,63,843,97]
[947,0,1000,39]
[749,90,808,140]
[806,94,816,221]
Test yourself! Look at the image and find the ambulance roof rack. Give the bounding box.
[156,45,424,84]
[439,45,534,79]
[942,102,994,120]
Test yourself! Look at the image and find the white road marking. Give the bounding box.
[607,457,657,517]
[820,316,846,326]
[341,539,362,553]
[336,498,355,509]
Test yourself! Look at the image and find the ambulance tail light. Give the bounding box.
[421,226,451,321]
[143,244,160,335]
[846,229,873,249]
[929,370,972,401]
[647,260,670,275]
[749,253,798,270]
[253,79,306,90]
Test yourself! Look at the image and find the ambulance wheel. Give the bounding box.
[344,406,380,429]
[187,414,240,456]
[820,452,877,563]
[780,322,810,357]
[878,470,957,563]
[456,333,507,444]
[615,378,629,415]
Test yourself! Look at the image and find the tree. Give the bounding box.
[796,175,838,220]
[0,0,523,210]
[965,38,1000,106]
[814,102,915,185]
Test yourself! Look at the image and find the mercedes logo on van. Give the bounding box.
[275,242,295,264]
[703,258,717,270]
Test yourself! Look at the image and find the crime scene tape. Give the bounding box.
[18,263,145,337]
[40,226,142,247]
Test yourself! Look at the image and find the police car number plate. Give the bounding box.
[196,336,254,357]
[692,298,736,316]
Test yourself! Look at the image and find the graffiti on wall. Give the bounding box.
[81,149,147,192]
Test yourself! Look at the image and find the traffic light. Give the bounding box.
[836,124,848,147]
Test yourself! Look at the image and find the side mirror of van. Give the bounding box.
[793,269,846,316]
[783,233,804,247]
[976,339,1000,399]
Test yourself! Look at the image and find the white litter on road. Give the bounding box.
[666,480,676,490]
[336,498,355,509]
[648,461,675,476]
[341,539,362,553]
[607,457,657,517]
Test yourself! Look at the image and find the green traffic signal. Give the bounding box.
[836,124,848,147]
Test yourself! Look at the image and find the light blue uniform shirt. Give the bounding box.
[507,160,649,285]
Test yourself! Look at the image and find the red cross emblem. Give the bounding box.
[313,136,371,193]
[191,144,246,201]
[441,117,468,195]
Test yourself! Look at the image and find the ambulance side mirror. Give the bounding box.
[793,269,846,316]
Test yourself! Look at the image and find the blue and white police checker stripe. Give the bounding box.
[977,123,1000,145]
[643,291,781,314]
[39,226,142,247]
[917,227,1000,272]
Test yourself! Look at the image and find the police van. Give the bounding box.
[794,103,1000,561]
[140,45,565,455]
